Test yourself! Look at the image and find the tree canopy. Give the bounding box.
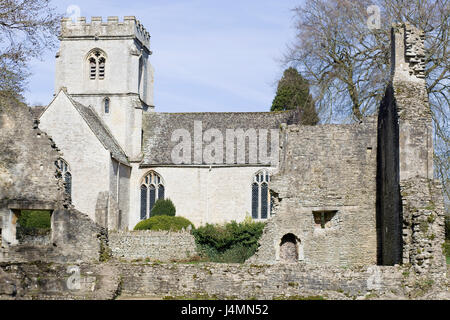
[0,0,61,95]
[271,67,319,125]
[284,0,449,199]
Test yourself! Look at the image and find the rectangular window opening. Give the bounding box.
[15,210,52,245]
[313,210,337,229]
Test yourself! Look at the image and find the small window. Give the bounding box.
[104,98,110,114]
[313,211,337,229]
[16,210,52,245]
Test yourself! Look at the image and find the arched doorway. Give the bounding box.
[279,233,299,262]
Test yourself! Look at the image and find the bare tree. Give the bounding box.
[0,0,61,94]
[285,0,449,200]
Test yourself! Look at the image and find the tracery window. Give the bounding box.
[140,171,165,220]
[87,49,106,80]
[55,158,72,200]
[252,170,271,220]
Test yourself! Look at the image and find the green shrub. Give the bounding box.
[444,240,450,257]
[150,198,176,217]
[192,219,266,263]
[134,215,193,231]
[17,210,51,236]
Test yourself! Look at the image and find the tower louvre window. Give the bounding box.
[98,57,105,79]
[89,58,96,80]
[87,50,106,80]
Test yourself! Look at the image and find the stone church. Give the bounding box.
[24,17,445,270]
[35,16,295,231]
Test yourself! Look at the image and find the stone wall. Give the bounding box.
[129,166,277,229]
[0,93,107,264]
[1,261,447,300]
[1,209,108,264]
[374,23,445,273]
[39,91,111,221]
[250,119,378,266]
[401,178,447,276]
[0,94,66,206]
[109,230,197,261]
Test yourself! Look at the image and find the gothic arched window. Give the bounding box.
[87,49,106,80]
[140,171,165,220]
[251,170,271,220]
[55,158,72,201]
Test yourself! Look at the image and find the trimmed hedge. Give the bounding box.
[192,218,266,263]
[150,198,176,217]
[134,215,194,231]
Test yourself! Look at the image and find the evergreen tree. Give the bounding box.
[271,67,319,125]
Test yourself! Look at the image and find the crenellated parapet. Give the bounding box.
[60,16,151,51]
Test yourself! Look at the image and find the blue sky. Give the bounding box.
[24,0,302,112]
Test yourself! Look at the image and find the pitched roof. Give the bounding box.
[67,95,129,165]
[141,111,299,166]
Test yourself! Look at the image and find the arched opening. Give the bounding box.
[86,49,107,80]
[140,171,165,220]
[279,233,299,263]
[251,169,271,220]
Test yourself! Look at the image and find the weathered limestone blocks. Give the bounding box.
[0,94,108,264]
[4,261,447,300]
[401,178,447,276]
[60,16,150,50]
[250,120,378,266]
[109,230,197,262]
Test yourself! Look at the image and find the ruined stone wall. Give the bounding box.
[250,119,378,266]
[0,94,107,264]
[0,94,65,206]
[0,209,107,264]
[109,230,197,261]
[3,261,447,300]
[0,262,121,300]
[375,23,445,274]
[401,178,447,277]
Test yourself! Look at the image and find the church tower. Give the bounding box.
[55,16,154,157]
